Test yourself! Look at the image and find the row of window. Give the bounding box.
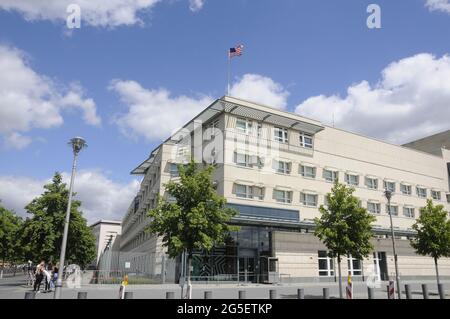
[234,183,420,218]
[233,152,445,201]
[235,118,314,148]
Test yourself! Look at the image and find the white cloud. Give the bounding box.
[425,0,450,14]
[230,74,289,110]
[110,80,213,141]
[189,0,205,12]
[0,45,100,149]
[295,53,450,144]
[0,170,140,224]
[0,0,161,28]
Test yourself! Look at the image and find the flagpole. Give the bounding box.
[227,51,230,96]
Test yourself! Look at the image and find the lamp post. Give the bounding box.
[54,137,87,299]
[384,189,401,299]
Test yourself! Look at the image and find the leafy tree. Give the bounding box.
[147,161,238,299]
[0,202,23,267]
[20,173,96,268]
[410,199,450,287]
[314,180,376,298]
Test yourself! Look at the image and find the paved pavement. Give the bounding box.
[1,274,448,299]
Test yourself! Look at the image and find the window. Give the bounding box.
[365,177,378,190]
[274,127,288,143]
[274,190,292,204]
[299,132,313,148]
[416,187,427,198]
[274,160,291,174]
[403,207,415,218]
[323,195,329,207]
[345,173,359,186]
[386,204,398,216]
[431,190,441,201]
[347,256,362,276]
[257,122,263,138]
[300,193,318,206]
[300,165,316,178]
[447,193,450,204]
[169,163,179,177]
[400,184,412,195]
[236,118,252,134]
[367,202,381,214]
[318,251,334,277]
[235,184,265,200]
[234,153,263,168]
[323,169,338,182]
[384,181,396,193]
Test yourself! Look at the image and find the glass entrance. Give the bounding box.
[239,257,256,283]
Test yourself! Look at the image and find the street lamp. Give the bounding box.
[384,189,401,299]
[54,137,87,299]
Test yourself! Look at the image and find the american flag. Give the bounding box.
[229,44,244,58]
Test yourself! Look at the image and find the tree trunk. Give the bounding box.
[434,257,440,287]
[186,254,192,299]
[337,254,343,299]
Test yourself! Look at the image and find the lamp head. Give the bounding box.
[68,137,87,155]
[384,189,392,201]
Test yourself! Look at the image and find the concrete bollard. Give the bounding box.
[166,291,175,299]
[438,284,445,300]
[24,292,35,299]
[204,291,212,299]
[124,292,133,299]
[269,289,277,299]
[367,287,374,299]
[422,284,429,299]
[77,292,87,299]
[405,284,412,299]
[238,290,246,299]
[323,288,329,299]
[297,288,304,299]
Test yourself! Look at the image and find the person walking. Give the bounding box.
[51,262,59,290]
[33,261,45,293]
[43,265,52,292]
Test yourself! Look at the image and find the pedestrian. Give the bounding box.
[33,261,45,293]
[52,262,59,289]
[43,266,52,292]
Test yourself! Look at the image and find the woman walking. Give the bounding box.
[33,261,45,293]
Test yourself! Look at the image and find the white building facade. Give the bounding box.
[120,96,450,283]
[90,220,122,266]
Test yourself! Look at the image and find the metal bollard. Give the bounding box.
[323,288,329,299]
[297,288,304,299]
[405,284,412,299]
[238,290,246,299]
[124,292,133,299]
[24,292,35,299]
[386,285,390,299]
[367,287,374,299]
[269,289,277,299]
[77,292,87,299]
[438,284,445,300]
[166,291,175,299]
[204,291,212,299]
[422,284,429,299]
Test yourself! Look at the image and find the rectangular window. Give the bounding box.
[275,160,291,174]
[274,190,292,204]
[299,132,313,149]
[400,184,412,195]
[324,195,329,207]
[236,118,252,134]
[365,177,378,190]
[345,173,359,186]
[274,127,288,143]
[323,169,338,183]
[169,163,179,177]
[318,251,334,277]
[431,190,441,201]
[235,184,265,200]
[416,187,427,198]
[367,202,381,214]
[403,207,415,218]
[384,181,396,193]
[386,205,398,216]
[257,122,263,138]
[447,193,450,204]
[347,256,362,276]
[235,152,249,167]
[300,165,316,178]
[300,193,318,206]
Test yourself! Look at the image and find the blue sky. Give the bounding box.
[1,0,450,222]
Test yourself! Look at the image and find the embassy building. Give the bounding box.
[119,96,450,283]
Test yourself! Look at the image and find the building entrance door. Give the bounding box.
[238,249,257,283]
[373,252,388,281]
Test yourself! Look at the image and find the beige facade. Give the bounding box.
[120,96,450,282]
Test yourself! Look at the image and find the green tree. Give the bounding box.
[410,199,450,287]
[314,180,376,298]
[147,161,238,299]
[0,202,23,267]
[20,173,96,268]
